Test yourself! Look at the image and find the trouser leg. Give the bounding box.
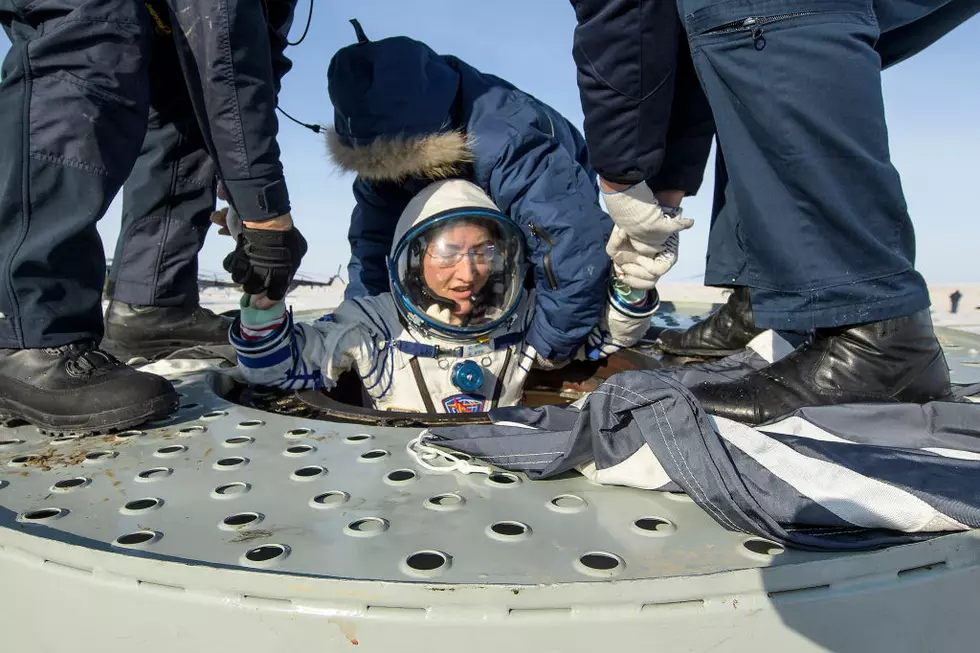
[110,20,216,308]
[0,0,150,347]
[681,0,930,330]
[570,0,714,193]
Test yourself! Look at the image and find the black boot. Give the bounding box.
[690,309,953,425]
[0,342,178,436]
[657,287,764,357]
[102,300,234,361]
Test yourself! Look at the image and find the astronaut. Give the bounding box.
[230,180,657,413]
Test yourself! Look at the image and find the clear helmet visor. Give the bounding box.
[391,211,527,338]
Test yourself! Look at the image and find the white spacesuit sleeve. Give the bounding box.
[577,301,652,361]
[229,294,382,391]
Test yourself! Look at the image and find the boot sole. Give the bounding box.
[101,337,224,362]
[0,392,178,438]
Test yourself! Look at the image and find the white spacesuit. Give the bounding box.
[231,179,658,414]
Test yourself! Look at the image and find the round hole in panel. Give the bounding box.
[115,430,143,441]
[19,507,68,522]
[290,465,326,481]
[0,439,25,448]
[136,467,173,482]
[548,494,588,513]
[220,512,264,530]
[284,427,313,438]
[223,436,253,447]
[284,444,316,457]
[345,434,372,443]
[180,402,201,410]
[742,538,785,558]
[8,455,35,467]
[178,425,207,436]
[51,477,91,492]
[487,521,531,542]
[574,552,625,578]
[120,498,164,515]
[344,517,389,538]
[241,544,290,568]
[84,451,118,462]
[154,445,186,458]
[358,449,389,462]
[201,411,228,421]
[214,457,249,470]
[385,469,417,484]
[51,435,80,443]
[402,550,452,578]
[424,493,465,512]
[310,491,350,509]
[113,530,161,548]
[631,517,676,537]
[211,482,251,499]
[485,472,520,487]
[237,419,265,430]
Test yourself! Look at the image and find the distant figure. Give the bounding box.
[950,290,963,314]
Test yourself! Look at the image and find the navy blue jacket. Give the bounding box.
[327,36,613,361]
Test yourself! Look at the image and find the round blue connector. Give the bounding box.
[451,360,484,393]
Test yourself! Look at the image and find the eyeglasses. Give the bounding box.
[425,243,497,268]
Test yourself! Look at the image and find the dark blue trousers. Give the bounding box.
[0,0,151,348]
[107,18,217,309]
[570,0,716,193]
[679,0,979,330]
[1,0,295,347]
[108,0,295,308]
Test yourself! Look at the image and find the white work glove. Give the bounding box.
[607,230,680,290]
[602,183,692,289]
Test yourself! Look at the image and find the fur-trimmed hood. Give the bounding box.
[327,35,470,182]
[326,128,474,183]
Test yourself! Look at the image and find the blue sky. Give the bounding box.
[2,2,978,284]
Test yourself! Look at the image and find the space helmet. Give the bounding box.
[388,180,527,340]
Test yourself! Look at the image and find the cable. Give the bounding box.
[276,105,322,135]
[287,0,314,46]
[276,0,318,134]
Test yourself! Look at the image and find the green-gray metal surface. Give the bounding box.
[1,321,978,652]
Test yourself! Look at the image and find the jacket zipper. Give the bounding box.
[702,12,817,34]
[702,12,817,49]
[528,222,559,291]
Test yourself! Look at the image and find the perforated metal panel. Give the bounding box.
[2,336,980,652]
[1,324,977,584]
[0,362,842,583]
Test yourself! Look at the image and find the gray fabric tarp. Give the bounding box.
[424,368,980,551]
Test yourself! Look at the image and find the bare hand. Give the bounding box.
[249,293,280,310]
[210,207,231,235]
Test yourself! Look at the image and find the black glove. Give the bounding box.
[223,225,308,301]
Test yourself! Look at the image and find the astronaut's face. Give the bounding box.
[422,222,494,323]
